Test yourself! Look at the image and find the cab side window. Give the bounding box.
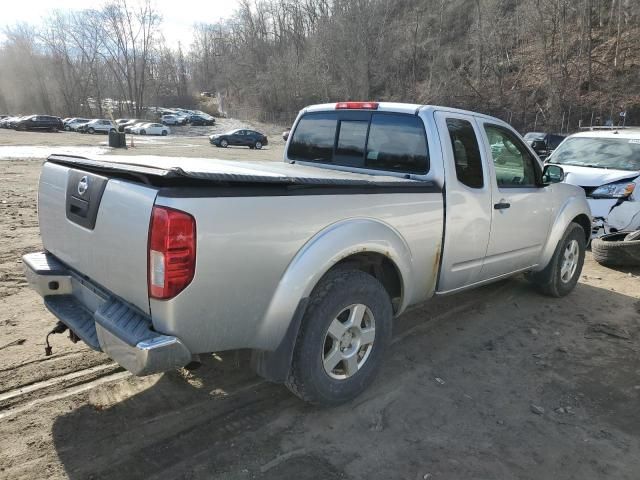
[446,118,483,188]
[484,124,539,187]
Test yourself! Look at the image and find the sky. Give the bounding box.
[0,0,241,47]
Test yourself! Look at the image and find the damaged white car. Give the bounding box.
[547,129,640,237]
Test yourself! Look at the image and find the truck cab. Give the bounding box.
[286,103,588,293]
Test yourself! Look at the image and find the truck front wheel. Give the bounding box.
[527,222,586,297]
[286,269,392,406]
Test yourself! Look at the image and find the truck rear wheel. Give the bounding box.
[527,222,586,297]
[286,269,392,406]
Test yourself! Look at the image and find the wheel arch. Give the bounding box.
[251,218,412,382]
[535,194,591,271]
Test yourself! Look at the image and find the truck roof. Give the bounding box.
[302,102,508,125]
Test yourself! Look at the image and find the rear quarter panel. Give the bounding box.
[151,191,443,353]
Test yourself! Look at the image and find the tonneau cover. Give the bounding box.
[47,154,428,187]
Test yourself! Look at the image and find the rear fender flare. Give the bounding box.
[252,218,413,381]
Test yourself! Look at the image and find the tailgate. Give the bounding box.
[38,161,157,314]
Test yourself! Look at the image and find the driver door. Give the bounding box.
[232,130,245,145]
[478,122,553,280]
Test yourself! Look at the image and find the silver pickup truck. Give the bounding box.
[24,102,591,405]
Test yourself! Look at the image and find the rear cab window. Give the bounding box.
[288,110,429,174]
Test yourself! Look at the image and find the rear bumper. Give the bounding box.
[23,252,191,376]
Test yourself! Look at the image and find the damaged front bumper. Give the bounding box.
[587,198,640,238]
[22,252,192,375]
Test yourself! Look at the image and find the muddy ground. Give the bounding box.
[1,129,639,479]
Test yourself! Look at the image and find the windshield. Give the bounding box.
[548,137,640,171]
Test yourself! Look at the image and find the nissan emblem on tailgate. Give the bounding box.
[77,176,89,196]
[66,170,108,230]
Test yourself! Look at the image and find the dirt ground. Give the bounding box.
[1,129,640,480]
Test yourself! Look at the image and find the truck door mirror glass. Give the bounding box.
[542,164,564,184]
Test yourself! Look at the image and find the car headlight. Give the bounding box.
[591,180,636,199]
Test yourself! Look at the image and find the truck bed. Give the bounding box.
[47,154,432,188]
[37,154,443,358]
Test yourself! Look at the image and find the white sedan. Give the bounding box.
[130,123,170,136]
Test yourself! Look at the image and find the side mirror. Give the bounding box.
[542,164,564,184]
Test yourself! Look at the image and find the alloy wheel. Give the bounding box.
[322,304,376,380]
[560,239,579,283]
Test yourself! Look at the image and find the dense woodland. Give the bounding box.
[0,0,639,131]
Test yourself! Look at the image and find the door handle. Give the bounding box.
[494,201,511,210]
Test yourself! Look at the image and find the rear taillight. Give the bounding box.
[148,206,196,300]
[335,101,379,110]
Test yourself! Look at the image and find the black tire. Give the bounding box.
[592,232,640,267]
[220,139,228,148]
[286,269,392,406]
[64,125,71,131]
[255,141,263,150]
[88,127,95,134]
[625,230,640,242]
[140,130,146,135]
[528,222,586,297]
[161,130,168,136]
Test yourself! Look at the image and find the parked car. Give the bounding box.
[119,119,144,132]
[161,114,187,126]
[23,101,590,406]
[14,115,64,132]
[210,129,268,149]
[188,115,215,126]
[130,122,169,136]
[64,118,92,131]
[0,116,16,128]
[547,128,640,237]
[124,122,146,133]
[77,119,117,134]
[523,132,565,160]
[6,116,27,129]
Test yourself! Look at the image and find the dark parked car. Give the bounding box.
[188,115,215,126]
[63,118,91,131]
[14,115,64,132]
[210,129,268,149]
[0,115,14,128]
[1,116,22,128]
[523,132,565,160]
